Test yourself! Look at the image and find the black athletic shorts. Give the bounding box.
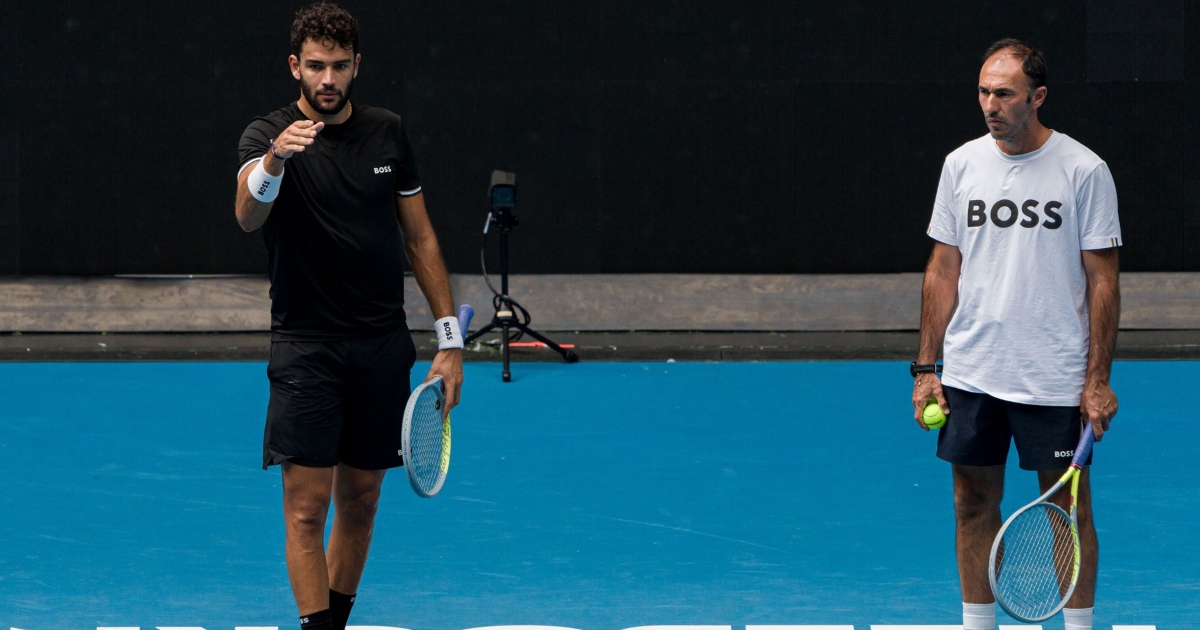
[936,385,1093,471]
[263,326,416,470]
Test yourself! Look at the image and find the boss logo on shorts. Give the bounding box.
[967,199,1063,230]
[1055,449,1074,458]
[374,165,393,174]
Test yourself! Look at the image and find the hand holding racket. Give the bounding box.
[988,423,1096,622]
[1080,379,1117,441]
[424,305,472,420]
[402,304,473,498]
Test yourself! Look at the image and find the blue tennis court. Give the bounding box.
[1,361,1196,629]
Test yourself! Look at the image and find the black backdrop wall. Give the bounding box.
[2,1,1197,275]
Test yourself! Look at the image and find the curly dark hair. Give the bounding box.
[982,38,1047,90]
[291,2,359,56]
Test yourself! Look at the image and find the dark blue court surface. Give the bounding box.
[1,362,1196,629]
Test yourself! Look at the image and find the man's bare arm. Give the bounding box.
[913,241,962,427]
[1081,247,1120,440]
[396,192,453,319]
[396,192,462,416]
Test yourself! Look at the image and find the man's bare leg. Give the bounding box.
[282,462,336,616]
[953,464,1006,603]
[327,464,386,594]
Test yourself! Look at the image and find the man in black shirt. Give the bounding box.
[234,4,463,629]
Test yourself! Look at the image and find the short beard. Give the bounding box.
[987,112,1029,143]
[301,77,354,116]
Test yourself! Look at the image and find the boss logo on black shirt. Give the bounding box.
[967,199,1063,230]
[374,165,393,174]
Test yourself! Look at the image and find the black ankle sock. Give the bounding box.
[300,608,333,630]
[330,589,356,630]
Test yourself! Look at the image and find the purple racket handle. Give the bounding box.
[457,304,474,337]
[1070,422,1096,469]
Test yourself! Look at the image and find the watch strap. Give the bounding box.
[910,362,943,377]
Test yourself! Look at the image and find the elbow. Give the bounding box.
[235,210,259,233]
[405,231,434,257]
[926,263,958,286]
[403,240,421,264]
[235,185,262,232]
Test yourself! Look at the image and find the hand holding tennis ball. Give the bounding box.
[923,398,947,429]
[912,373,948,431]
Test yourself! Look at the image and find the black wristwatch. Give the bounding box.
[910,362,943,378]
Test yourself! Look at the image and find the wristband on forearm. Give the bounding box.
[435,316,464,350]
[247,158,283,203]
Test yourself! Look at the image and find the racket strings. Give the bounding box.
[993,503,1078,619]
[407,387,447,494]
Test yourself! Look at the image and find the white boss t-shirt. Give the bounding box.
[927,132,1121,406]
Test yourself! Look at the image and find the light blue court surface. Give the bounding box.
[1,361,1197,630]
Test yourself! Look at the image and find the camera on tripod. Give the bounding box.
[488,171,518,232]
[466,170,579,381]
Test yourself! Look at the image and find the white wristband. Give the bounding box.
[247,158,284,203]
[435,316,464,350]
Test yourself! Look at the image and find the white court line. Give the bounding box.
[625,626,731,630]
[871,625,963,629]
[1113,626,1157,630]
[460,624,578,628]
[869,626,1041,630]
[748,625,854,630]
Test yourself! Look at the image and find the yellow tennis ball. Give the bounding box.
[923,399,947,429]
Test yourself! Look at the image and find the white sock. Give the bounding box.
[1063,606,1093,630]
[963,602,995,630]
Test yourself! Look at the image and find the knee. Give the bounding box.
[286,496,331,538]
[336,484,381,522]
[953,485,1001,523]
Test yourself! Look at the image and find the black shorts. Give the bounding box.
[936,385,1093,471]
[263,327,416,470]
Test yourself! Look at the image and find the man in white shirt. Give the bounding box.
[910,39,1121,630]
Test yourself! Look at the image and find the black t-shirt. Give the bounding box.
[238,102,422,338]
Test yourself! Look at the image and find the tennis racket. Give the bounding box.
[988,422,1096,622]
[401,304,474,498]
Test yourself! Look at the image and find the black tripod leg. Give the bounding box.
[501,323,512,382]
[464,322,498,344]
[513,323,580,363]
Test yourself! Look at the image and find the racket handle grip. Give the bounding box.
[1071,422,1096,468]
[457,304,475,337]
